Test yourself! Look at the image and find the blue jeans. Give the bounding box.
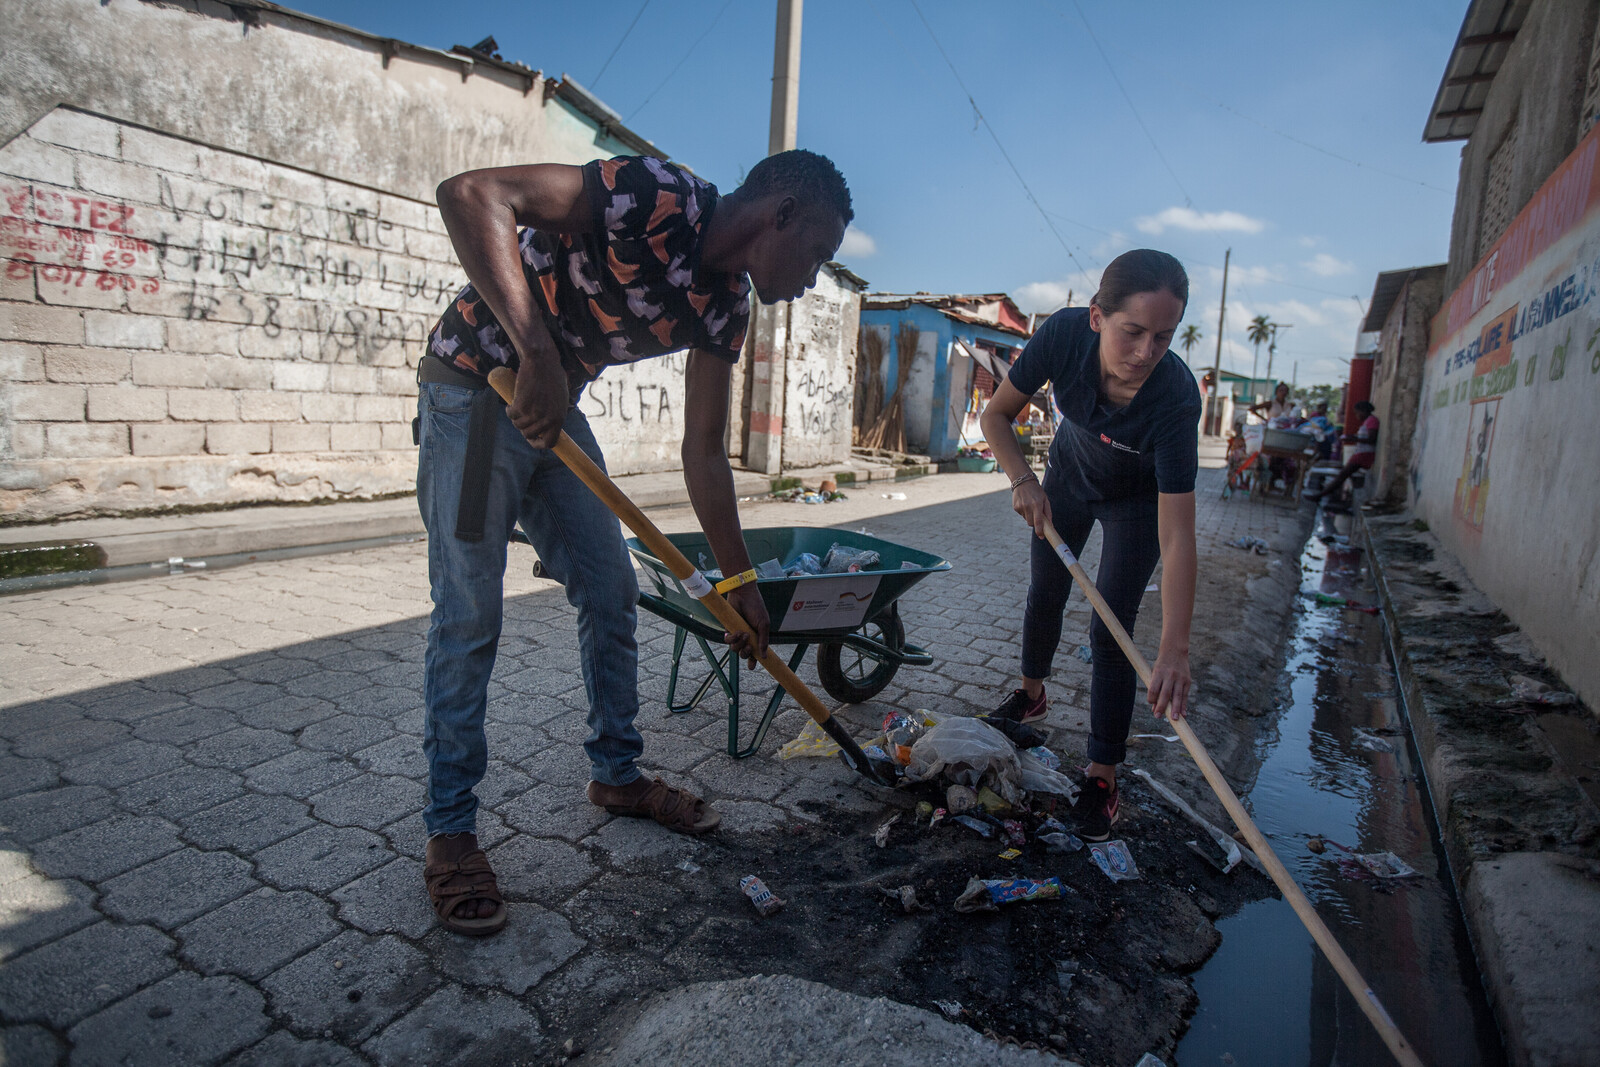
[416,382,642,837]
[1020,467,1162,767]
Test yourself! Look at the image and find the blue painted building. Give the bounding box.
[857,293,1031,458]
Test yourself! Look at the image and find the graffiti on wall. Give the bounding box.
[0,128,460,371]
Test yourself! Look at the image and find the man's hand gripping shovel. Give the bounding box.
[1038,517,1425,1067]
[487,368,898,787]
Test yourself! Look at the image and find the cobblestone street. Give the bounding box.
[0,462,1312,1065]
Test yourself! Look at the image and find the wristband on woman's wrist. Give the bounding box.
[1009,470,1037,490]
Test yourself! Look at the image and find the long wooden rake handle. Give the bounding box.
[485,368,888,783]
[1040,518,1424,1067]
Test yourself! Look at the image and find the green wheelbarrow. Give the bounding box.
[627,527,951,758]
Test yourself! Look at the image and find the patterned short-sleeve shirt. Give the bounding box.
[428,156,752,400]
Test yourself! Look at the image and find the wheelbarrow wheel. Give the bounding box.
[817,608,906,704]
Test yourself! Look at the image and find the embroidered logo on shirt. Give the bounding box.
[1099,433,1140,455]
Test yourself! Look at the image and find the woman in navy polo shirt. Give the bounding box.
[979,249,1201,841]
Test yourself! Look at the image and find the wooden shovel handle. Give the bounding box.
[485,367,843,731]
[1040,519,1424,1067]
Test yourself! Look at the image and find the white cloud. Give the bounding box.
[838,225,876,259]
[1303,252,1353,277]
[1013,270,1100,315]
[1135,206,1266,236]
[1298,235,1320,248]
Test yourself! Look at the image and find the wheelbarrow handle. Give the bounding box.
[486,368,889,785]
[1038,518,1424,1067]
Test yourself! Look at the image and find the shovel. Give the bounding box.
[486,368,895,787]
[1040,518,1425,1067]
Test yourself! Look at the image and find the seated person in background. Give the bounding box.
[1305,401,1378,501]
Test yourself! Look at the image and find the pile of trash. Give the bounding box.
[761,476,848,505]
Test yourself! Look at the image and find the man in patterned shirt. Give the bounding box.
[416,151,852,935]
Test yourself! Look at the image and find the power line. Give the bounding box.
[591,0,652,89]
[625,0,735,123]
[905,0,1098,277]
[1066,0,1193,208]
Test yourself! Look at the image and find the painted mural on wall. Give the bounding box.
[1412,119,1600,711]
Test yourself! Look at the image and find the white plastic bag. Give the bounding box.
[903,717,1019,794]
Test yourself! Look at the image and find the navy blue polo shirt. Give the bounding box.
[1007,307,1200,514]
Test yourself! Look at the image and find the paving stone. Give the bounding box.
[253,824,390,893]
[236,695,339,732]
[0,874,99,963]
[158,666,239,695]
[187,680,282,712]
[362,986,542,1066]
[351,736,426,778]
[330,858,433,939]
[0,846,30,886]
[100,849,259,929]
[131,704,240,746]
[66,972,269,1067]
[498,783,609,843]
[224,1030,364,1066]
[423,902,582,996]
[285,672,368,700]
[59,738,187,788]
[0,754,57,799]
[683,756,788,802]
[316,683,412,721]
[244,750,360,796]
[381,807,511,860]
[587,817,693,868]
[190,726,297,768]
[0,922,174,1027]
[69,684,188,723]
[515,744,591,787]
[485,835,600,904]
[561,874,699,957]
[177,888,339,981]
[710,799,789,834]
[230,656,320,685]
[308,775,420,831]
[296,714,396,755]
[180,793,312,852]
[0,1023,64,1066]
[31,814,182,882]
[10,718,129,760]
[476,762,537,808]
[117,765,244,820]
[261,930,438,1043]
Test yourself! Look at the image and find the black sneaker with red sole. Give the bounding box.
[991,688,1047,724]
[1070,775,1120,842]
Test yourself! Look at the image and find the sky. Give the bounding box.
[289,0,1468,387]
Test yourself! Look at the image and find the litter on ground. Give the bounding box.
[1089,840,1141,882]
[953,875,1067,912]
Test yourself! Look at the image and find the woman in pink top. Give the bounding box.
[1305,401,1377,501]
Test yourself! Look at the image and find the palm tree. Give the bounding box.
[1179,324,1202,363]
[1246,315,1272,403]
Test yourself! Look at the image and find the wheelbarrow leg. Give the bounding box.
[729,642,810,759]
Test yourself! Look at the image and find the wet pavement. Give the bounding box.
[1177,516,1504,1066]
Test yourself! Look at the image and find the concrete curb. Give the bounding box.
[0,461,950,577]
[1361,509,1600,1067]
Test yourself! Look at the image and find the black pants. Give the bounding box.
[1020,469,1162,766]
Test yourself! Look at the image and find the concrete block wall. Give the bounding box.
[0,108,447,521]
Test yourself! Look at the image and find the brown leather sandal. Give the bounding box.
[587,776,721,835]
[424,849,508,936]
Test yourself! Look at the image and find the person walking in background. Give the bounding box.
[979,249,1201,842]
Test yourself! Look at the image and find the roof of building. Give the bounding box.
[860,293,1031,337]
[1362,264,1448,331]
[191,1,665,159]
[1424,0,1532,143]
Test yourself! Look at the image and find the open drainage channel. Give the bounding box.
[1176,513,1505,1066]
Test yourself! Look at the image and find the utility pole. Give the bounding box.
[1208,248,1230,436]
[768,0,802,155]
[747,0,804,474]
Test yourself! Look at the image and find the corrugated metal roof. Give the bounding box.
[1423,0,1531,143]
[1362,264,1446,331]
